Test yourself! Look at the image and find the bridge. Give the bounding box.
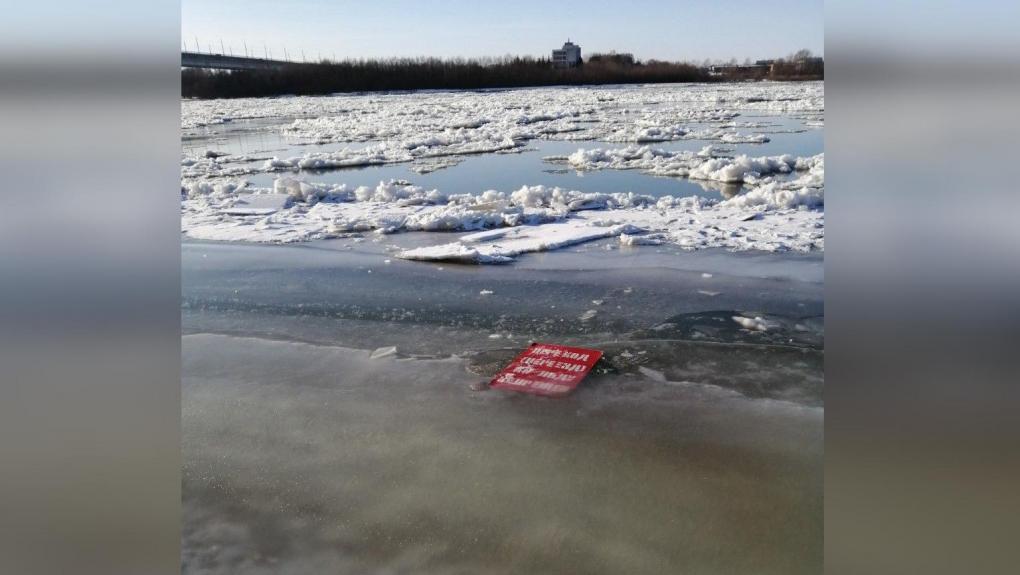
[181,51,295,71]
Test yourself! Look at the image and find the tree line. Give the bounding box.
[182,56,712,99]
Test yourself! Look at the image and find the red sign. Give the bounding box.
[489,343,603,397]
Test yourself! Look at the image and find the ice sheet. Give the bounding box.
[398,220,642,263]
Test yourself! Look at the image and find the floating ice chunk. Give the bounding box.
[634,125,689,142]
[732,315,779,331]
[461,228,511,243]
[369,346,397,359]
[183,180,247,199]
[721,183,823,210]
[263,157,296,170]
[719,132,770,144]
[619,232,665,246]
[398,220,642,264]
[399,243,514,264]
[409,157,464,174]
[273,177,302,199]
[565,146,810,184]
[697,144,733,158]
[221,193,291,215]
[688,154,795,183]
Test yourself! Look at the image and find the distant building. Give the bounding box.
[552,40,582,68]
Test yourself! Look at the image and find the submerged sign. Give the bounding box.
[489,343,603,397]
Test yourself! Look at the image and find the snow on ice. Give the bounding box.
[181,82,824,260]
[182,82,822,178]
[182,168,823,259]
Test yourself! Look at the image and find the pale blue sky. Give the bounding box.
[182,0,823,63]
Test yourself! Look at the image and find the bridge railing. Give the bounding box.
[181,51,296,70]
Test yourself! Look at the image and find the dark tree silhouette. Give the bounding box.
[182,56,713,99]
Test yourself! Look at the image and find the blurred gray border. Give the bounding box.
[1,3,182,574]
[826,2,1020,573]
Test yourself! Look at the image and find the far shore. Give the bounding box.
[182,57,822,99]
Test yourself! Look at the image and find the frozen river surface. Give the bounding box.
[181,82,823,574]
[182,82,823,257]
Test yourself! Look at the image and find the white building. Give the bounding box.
[552,40,581,68]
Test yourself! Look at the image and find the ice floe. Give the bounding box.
[182,82,822,178]
[398,220,642,264]
[181,82,823,259]
[220,193,291,215]
[560,144,820,185]
[182,167,823,258]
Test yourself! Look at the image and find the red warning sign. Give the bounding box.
[489,342,603,397]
